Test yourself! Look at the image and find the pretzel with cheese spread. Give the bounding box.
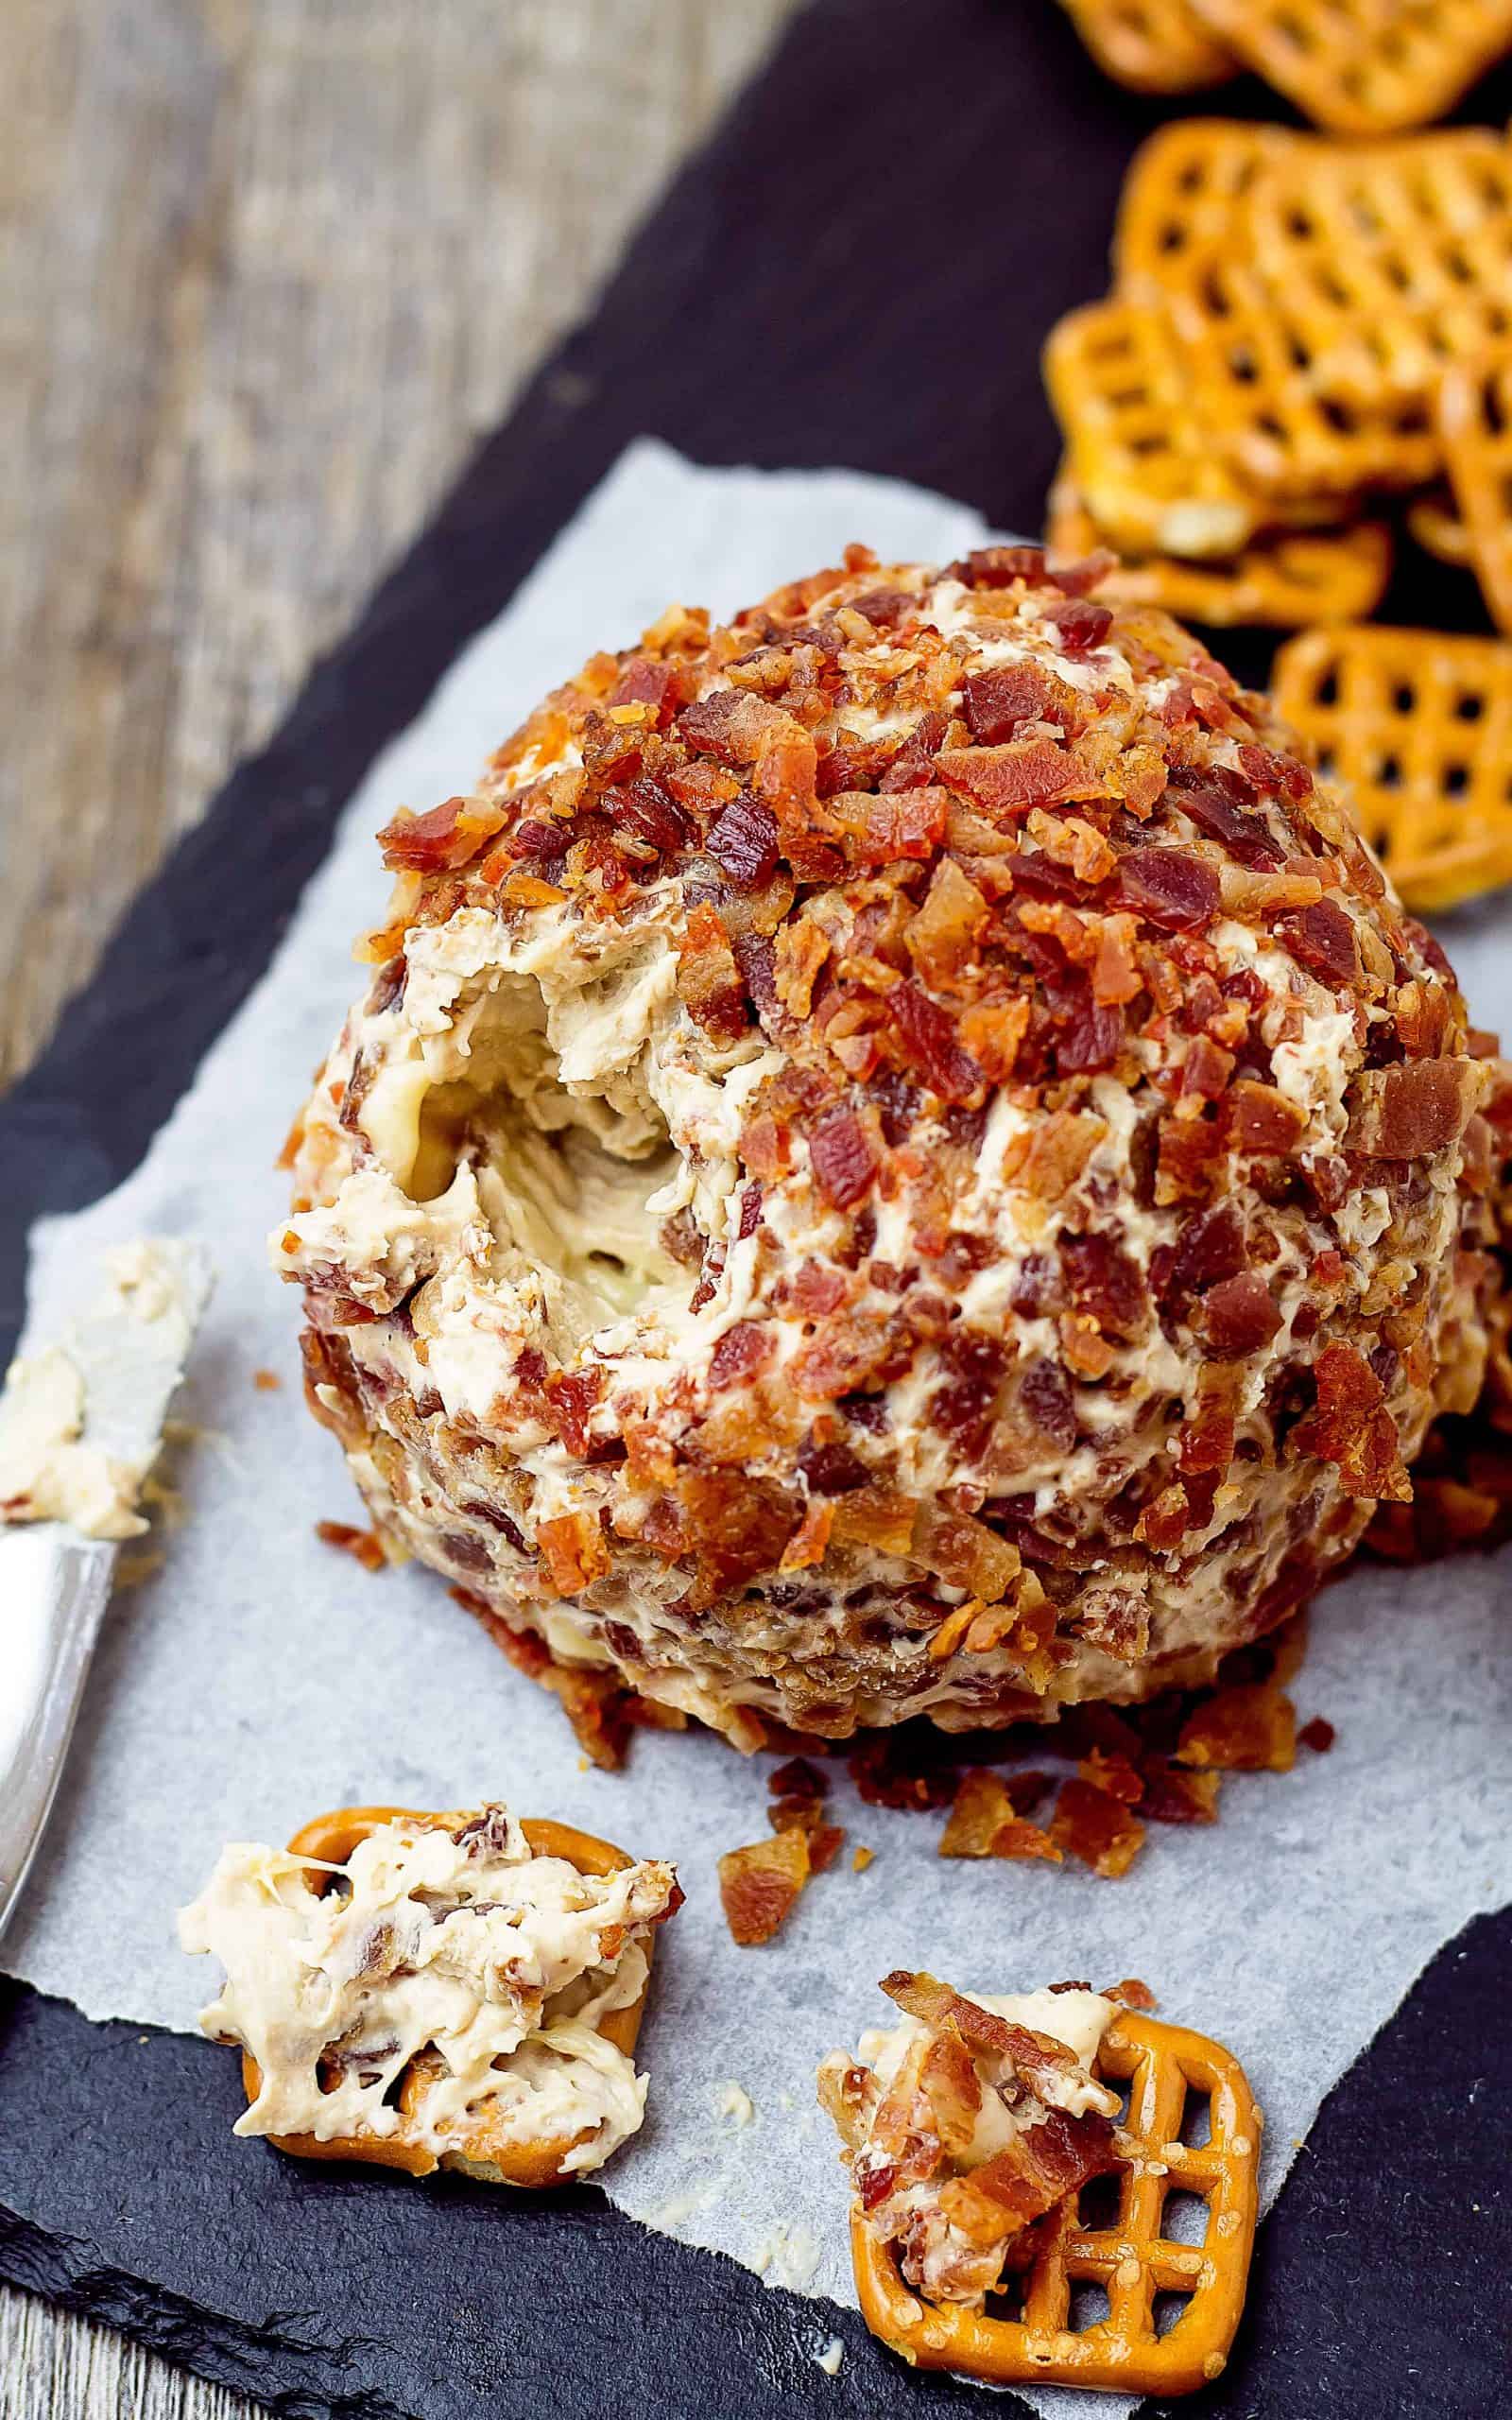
[180,1801,681,2186]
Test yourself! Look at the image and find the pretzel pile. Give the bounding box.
[1057,0,1512,129]
[1045,119,1512,908]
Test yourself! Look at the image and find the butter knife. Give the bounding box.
[0,1240,212,1940]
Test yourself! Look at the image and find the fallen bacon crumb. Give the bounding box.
[315,1519,387,1573]
[719,1831,811,1945]
[1176,1682,1297,1773]
[939,1769,1061,1862]
[252,1368,282,1392]
[1298,1716,1336,1754]
[1049,1778,1146,1877]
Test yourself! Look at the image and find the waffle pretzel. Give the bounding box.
[850,2012,1260,2395]
[1183,0,1512,134]
[1044,298,1269,560]
[1111,119,1299,322]
[1244,133,1512,410]
[1046,472,1391,627]
[1273,623,1512,911]
[1438,344,1512,632]
[241,1805,657,2187]
[1056,0,1236,91]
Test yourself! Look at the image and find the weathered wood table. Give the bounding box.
[0,3,795,2410]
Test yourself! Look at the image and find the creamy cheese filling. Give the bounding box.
[179,1806,678,2177]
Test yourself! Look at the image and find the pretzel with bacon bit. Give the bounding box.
[820,1974,1260,2394]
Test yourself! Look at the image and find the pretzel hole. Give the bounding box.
[983,2269,1033,2325]
[1078,2169,1125,2232]
[1454,692,1484,722]
[1371,752,1404,790]
[1178,2086,1211,2149]
[1153,2287,1194,2338]
[1446,764,1469,798]
[1160,2187,1211,2247]
[1068,2280,1111,2332]
[1392,683,1417,714]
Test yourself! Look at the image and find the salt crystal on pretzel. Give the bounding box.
[1273,622,1512,913]
[819,1976,1260,2394]
[1183,0,1512,134]
[179,1802,680,2185]
[1438,343,1512,635]
[1056,0,1235,92]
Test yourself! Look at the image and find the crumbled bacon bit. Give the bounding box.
[677,900,749,1045]
[315,1519,387,1573]
[937,738,1079,819]
[1348,1060,1484,1160]
[809,1105,879,1210]
[542,1367,605,1459]
[1292,1341,1410,1501]
[1202,1273,1282,1357]
[939,1770,1062,1862]
[708,1321,776,1392]
[1137,1757,1221,1824]
[1040,596,1112,653]
[1058,1229,1146,1340]
[376,795,506,873]
[718,1831,811,1945]
[1048,1779,1145,1876]
[538,1510,611,1597]
[1177,1683,1296,1772]
[1279,898,1359,985]
[706,793,781,890]
[962,663,1064,742]
[252,1368,282,1392]
[1116,848,1220,933]
[1298,1716,1335,1753]
[888,981,985,1103]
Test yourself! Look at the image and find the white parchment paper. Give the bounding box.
[6,442,1510,2415]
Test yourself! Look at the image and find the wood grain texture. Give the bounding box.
[0,0,798,1092]
[0,0,797,2411]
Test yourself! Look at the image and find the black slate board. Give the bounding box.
[2,1,1509,2412]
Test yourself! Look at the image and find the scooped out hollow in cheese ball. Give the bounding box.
[275,542,1500,1750]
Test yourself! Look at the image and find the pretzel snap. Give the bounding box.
[1182,0,1512,134]
[182,1802,679,2187]
[1046,472,1390,627]
[1438,343,1512,635]
[841,2004,1261,2396]
[1056,0,1234,92]
[1274,622,1512,912]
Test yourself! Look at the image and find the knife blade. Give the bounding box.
[0,1239,213,1939]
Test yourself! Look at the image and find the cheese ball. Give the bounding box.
[277,544,1494,1748]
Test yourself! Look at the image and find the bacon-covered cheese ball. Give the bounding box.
[276,544,1496,1748]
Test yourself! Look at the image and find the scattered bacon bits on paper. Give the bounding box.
[851,1844,874,1873]
[1298,1716,1336,1754]
[252,1368,282,1392]
[314,1519,387,1573]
